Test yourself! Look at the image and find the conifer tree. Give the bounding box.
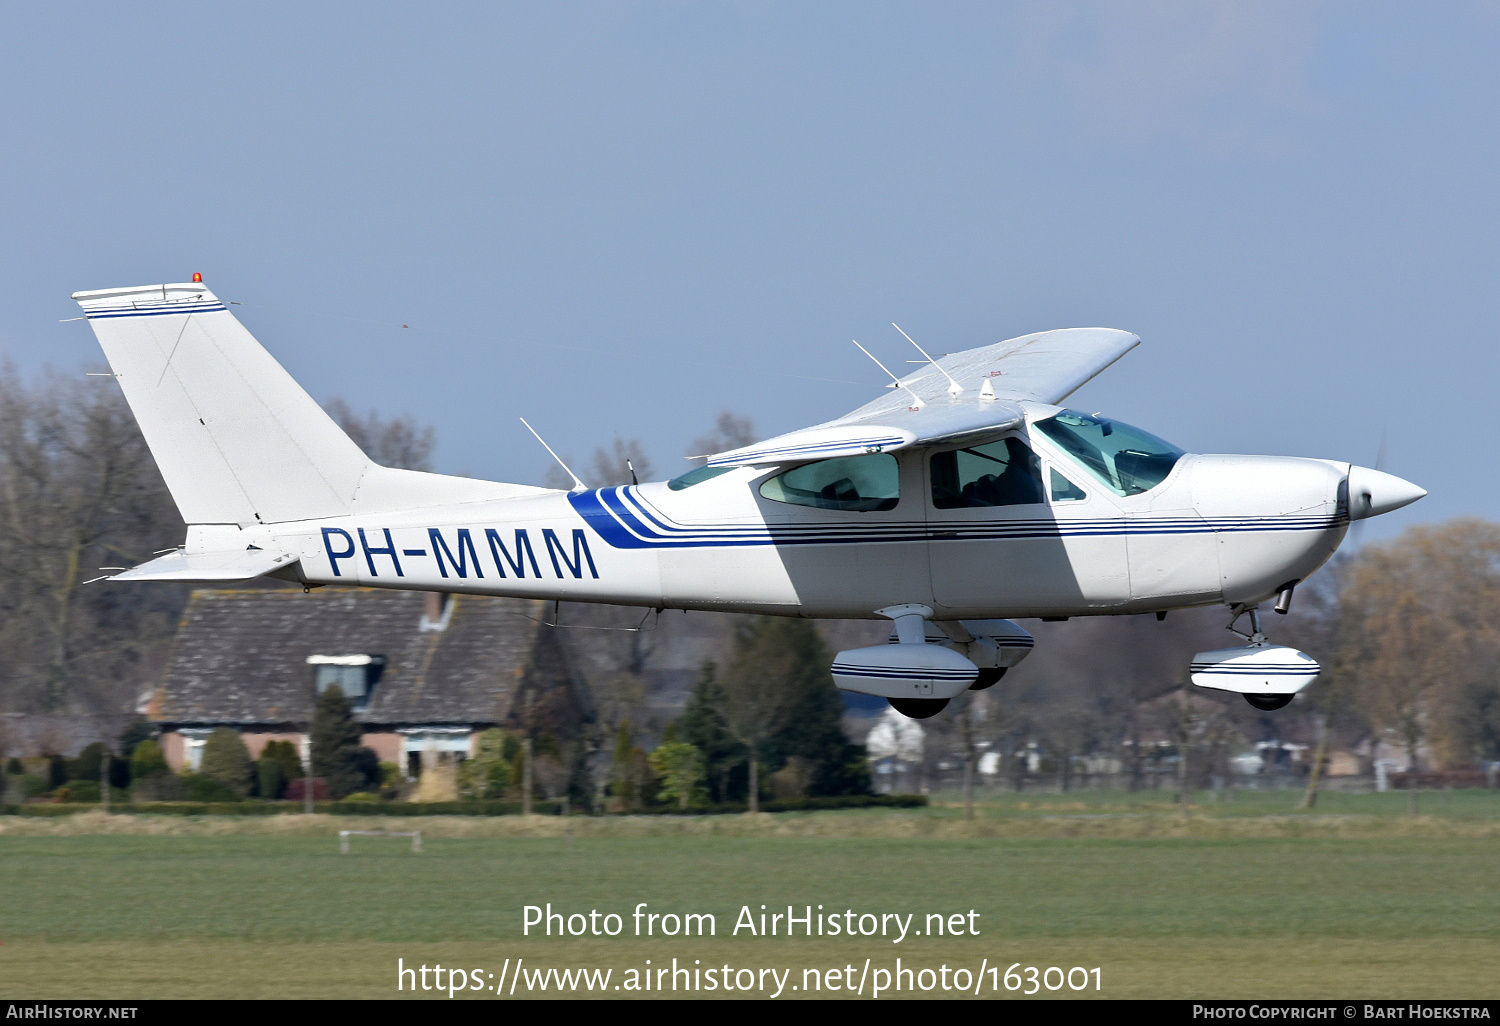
[717,618,872,806]
[310,686,377,798]
[767,626,872,797]
[716,618,808,811]
[677,661,745,802]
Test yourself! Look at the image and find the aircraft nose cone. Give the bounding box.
[1346,465,1426,520]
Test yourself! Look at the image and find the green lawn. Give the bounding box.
[921,784,1500,820]
[2,809,1498,998]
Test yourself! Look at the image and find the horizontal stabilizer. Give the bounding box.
[110,548,299,583]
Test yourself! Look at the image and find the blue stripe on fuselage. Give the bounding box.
[567,488,1346,550]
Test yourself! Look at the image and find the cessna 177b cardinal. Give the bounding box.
[74,280,1425,718]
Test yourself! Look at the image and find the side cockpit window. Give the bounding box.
[1049,467,1086,502]
[930,437,1044,509]
[759,453,900,511]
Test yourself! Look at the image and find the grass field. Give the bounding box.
[3,794,1498,999]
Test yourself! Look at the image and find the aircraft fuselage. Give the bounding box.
[256,414,1350,621]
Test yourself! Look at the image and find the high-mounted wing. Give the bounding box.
[706,327,1138,466]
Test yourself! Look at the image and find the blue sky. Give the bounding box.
[2,1,1494,542]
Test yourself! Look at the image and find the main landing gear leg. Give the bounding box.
[882,604,952,718]
[831,604,981,719]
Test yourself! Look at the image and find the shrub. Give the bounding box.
[131,739,169,780]
[56,780,101,802]
[182,773,243,803]
[261,740,304,784]
[200,728,254,798]
[459,729,513,798]
[284,778,330,802]
[378,761,402,788]
[257,759,287,800]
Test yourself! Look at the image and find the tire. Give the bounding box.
[1244,693,1294,711]
[889,697,950,719]
[969,667,1007,691]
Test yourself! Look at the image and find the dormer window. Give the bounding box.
[307,654,386,711]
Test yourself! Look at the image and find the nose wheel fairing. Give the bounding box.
[1191,607,1320,711]
[1190,644,1320,698]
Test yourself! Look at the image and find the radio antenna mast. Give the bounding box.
[853,340,925,409]
[893,323,962,397]
[519,417,587,492]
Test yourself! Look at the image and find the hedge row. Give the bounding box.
[0,794,925,817]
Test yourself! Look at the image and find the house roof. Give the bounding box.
[149,588,575,727]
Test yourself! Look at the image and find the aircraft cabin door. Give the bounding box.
[926,435,1131,617]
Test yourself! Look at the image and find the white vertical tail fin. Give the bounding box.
[74,282,372,525]
[73,281,543,528]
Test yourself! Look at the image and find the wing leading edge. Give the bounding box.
[705,327,1138,467]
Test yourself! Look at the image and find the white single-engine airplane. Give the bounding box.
[75,279,1425,718]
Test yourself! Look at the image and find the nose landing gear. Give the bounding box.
[1190,607,1320,711]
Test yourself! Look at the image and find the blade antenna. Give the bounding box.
[519,417,587,492]
[853,340,924,409]
[892,323,962,397]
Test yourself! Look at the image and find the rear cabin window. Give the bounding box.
[759,453,900,512]
[668,465,734,490]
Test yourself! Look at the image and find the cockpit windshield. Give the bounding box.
[1033,410,1185,496]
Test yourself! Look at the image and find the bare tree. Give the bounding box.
[591,439,652,487]
[541,460,577,491]
[540,438,652,490]
[324,398,436,471]
[1338,521,1500,779]
[0,367,185,714]
[687,411,756,466]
